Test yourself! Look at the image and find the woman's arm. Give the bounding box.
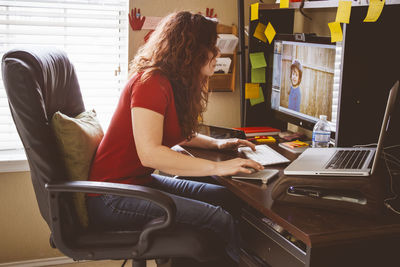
[132,107,263,177]
[180,134,256,151]
[179,133,218,149]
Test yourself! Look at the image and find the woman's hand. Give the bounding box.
[214,158,264,176]
[216,138,256,151]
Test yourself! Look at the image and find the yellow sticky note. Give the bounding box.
[251,3,259,21]
[280,0,289,9]
[245,83,260,99]
[250,87,265,106]
[328,22,343,43]
[364,0,385,22]
[335,0,352,24]
[253,23,267,43]
[264,22,276,44]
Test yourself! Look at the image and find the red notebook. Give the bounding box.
[233,126,281,137]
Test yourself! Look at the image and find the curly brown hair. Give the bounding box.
[129,11,218,139]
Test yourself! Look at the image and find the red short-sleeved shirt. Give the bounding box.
[89,72,183,185]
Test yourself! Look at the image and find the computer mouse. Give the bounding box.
[245,167,257,173]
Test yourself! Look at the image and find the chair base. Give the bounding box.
[155,258,169,265]
[132,260,145,267]
[169,256,237,267]
[130,258,169,267]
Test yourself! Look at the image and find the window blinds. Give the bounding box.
[0,0,128,150]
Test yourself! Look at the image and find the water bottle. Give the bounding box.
[312,115,331,148]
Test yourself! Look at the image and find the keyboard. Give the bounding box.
[325,149,372,170]
[239,145,290,166]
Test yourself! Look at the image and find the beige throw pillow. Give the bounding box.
[51,109,104,227]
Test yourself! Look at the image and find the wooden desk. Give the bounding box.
[181,144,400,267]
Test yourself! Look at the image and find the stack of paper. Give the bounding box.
[233,126,281,137]
[217,34,239,54]
[214,57,232,74]
[278,140,310,154]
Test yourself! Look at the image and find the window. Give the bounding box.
[0,0,129,150]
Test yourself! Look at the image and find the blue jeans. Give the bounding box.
[86,174,241,263]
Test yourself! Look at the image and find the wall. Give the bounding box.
[0,172,62,263]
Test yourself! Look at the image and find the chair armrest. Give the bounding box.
[45,180,174,210]
[45,180,176,255]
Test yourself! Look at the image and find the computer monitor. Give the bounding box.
[270,34,342,136]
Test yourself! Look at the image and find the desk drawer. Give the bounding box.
[240,248,272,267]
[240,209,307,267]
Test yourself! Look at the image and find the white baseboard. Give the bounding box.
[0,256,78,267]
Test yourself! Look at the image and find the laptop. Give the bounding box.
[284,81,399,176]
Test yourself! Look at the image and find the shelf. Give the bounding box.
[208,24,237,92]
[209,73,234,92]
[259,0,400,10]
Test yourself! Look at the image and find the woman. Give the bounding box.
[87,11,263,264]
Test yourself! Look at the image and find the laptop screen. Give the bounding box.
[371,81,399,174]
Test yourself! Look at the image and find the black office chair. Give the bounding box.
[1,48,223,267]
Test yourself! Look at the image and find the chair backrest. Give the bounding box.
[2,48,85,226]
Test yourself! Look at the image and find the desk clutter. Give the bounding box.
[278,131,306,141]
[278,140,310,153]
[271,172,386,216]
[234,126,281,137]
[179,129,400,265]
[203,124,397,217]
[247,135,276,144]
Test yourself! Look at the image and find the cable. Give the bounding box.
[382,149,400,167]
[382,153,400,167]
[384,159,400,169]
[351,143,400,166]
[352,143,399,150]
[382,151,400,161]
[383,151,400,215]
[383,150,400,159]
[299,0,312,20]
[347,143,400,214]
[353,143,377,148]
[385,202,400,215]
[384,144,400,150]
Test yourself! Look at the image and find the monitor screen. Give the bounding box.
[271,37,342,132]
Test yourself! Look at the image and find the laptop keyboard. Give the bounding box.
[325,150,372,170]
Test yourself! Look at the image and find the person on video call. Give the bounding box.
[288,59,303,112]
[86,11,264,265]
